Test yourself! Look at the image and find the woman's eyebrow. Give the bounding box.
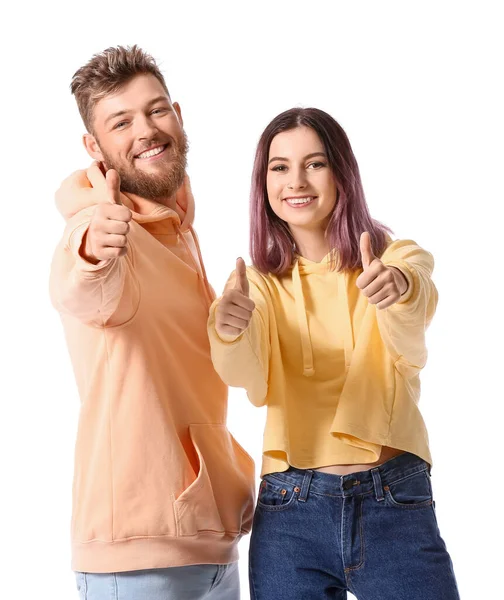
[268,151,326,165]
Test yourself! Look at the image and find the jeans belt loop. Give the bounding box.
[371,467,385,502]
[298,470,313,502]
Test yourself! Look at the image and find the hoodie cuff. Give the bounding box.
[68,222,114,274]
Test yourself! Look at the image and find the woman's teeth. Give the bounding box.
[285,197,315,206]
[137,145,165,159]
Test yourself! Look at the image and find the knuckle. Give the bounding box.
[96,220,109,234]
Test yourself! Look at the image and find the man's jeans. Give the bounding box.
[76,562,239,600]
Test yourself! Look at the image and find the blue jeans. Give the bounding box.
[75,562,239,600]
[249,453,459,600]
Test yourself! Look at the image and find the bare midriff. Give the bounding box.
[314,446,405,476]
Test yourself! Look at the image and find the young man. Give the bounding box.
[50,46,255,600]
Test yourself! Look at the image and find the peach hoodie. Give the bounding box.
[49,163,255,573]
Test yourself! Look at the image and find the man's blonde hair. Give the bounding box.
[71,45,169,133]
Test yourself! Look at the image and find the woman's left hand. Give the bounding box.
[356,232,409,310]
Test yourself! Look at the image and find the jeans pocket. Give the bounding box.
[257,475,299,512]
[384,469,433,509]
[75,572,87,600]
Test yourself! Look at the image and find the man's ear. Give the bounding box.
[83,133,105,161]
[173,102,183,126]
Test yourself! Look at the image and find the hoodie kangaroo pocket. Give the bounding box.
[173,424,255,537]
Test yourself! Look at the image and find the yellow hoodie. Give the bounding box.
[208,240,438,477]
[50,163,255,573]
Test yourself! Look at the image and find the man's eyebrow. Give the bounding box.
[146,96,171,107]
[268,152,327,164]
[105,110,129,126]
[105,97,171,126]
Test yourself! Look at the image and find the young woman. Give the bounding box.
[208,108,459,600]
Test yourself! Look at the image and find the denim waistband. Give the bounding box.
[264,452,430,501]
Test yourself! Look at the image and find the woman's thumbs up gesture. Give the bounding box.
[356,232,408,310]
[215,258,256,338]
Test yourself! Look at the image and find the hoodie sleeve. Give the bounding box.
[49,166,140,327]
[377,239,438,370]
[49,214,138,327]
[207,268,270,407]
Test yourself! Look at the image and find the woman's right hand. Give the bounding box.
[215,258,256,338]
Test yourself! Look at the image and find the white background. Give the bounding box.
[1,1,503,598]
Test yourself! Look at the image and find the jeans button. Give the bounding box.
[342,479,354,491]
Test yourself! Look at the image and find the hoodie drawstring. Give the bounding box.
[292,261,315,377]
[339,271,354,371]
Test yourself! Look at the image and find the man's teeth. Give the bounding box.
[286,197,314,205]
[137,145,165,159]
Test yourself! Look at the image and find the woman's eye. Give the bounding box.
[271,165,287,172]
[308,161,326,169]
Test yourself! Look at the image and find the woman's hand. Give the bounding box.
[215,258,256,338]
[356,232,409,310]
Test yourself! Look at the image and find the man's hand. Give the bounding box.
[81,170,132,264]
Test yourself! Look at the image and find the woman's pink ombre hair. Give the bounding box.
[250,108,391,275]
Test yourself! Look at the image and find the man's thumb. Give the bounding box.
[105,169,122,205]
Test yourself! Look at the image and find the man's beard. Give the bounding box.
[100,132,189,201]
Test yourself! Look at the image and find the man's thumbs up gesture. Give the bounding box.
[356,232,408,310]
[215,258,256,338]
[81,169,133,264]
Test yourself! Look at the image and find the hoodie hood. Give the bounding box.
[56,162,195,232]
